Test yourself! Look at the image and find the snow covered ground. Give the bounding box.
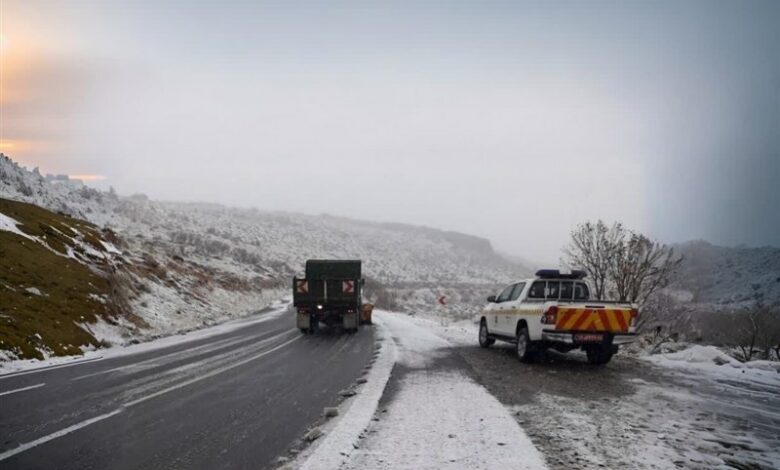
[296,311,548,470]
[450,322,779,469]
[316,313,779,470]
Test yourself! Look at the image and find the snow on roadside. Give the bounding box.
[0,302,290,376]
[512,379,780,470]
[344,370,548,470]
[302,311,548,470]
[297,314,397,470]
[643,345,780,388]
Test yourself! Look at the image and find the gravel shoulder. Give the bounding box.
[452,334,780,470]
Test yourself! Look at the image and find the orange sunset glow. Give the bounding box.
[68,174,106,181]
[0,8,100,177]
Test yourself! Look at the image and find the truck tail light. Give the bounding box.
[541,306,558,325]
[629,308,638,327]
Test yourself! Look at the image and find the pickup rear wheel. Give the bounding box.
[586,346,614,365]
[478,320,494,348]
[515,326,533,362]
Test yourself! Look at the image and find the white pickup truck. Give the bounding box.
[478,270,638,365]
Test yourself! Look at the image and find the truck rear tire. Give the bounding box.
[586,346,613,365]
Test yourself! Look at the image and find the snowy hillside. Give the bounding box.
[1,154,530,357]
[671,240,780,307]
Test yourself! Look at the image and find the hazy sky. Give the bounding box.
[1,0,778,262]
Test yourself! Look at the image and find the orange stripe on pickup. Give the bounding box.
[554,308,632,333]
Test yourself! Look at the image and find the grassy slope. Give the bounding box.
[0,198,119,359]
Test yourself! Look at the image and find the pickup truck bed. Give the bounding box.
[480,271,639,365]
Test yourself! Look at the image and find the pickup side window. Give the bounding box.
[528,281,546,299]
[546,281,560,299]
[574,282,590,300]
[496,284,515,303]
[560,281,573,300]
[509,282,526,301]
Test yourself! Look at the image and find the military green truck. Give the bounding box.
[293,260,363,334]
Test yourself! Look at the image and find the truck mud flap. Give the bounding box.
[342,312,358,331]
[297,312,311,330]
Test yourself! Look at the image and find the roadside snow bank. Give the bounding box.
[655,345,741,366]
[644,345,780,387]
[298,313,397,470]
[0,303,289,376]
[338,311,548,470]
[344,370,548,470]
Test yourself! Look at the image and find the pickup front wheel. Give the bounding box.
[478,320,495,348]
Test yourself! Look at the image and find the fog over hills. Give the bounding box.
[1,154,531,357]
[1,153,778,359]
[672,240,780,307]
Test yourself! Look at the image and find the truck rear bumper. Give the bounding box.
[541,330,637,345]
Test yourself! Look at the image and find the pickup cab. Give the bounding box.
[478,269,638,365]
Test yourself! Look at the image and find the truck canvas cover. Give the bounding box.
[294,260,362,308]
[305,259,361,280]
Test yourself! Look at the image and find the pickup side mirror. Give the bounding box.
[487,295,497,303]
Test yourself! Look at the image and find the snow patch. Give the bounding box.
[99,240,122,255]
[0,212,36,242]
[24,287,44,296]
[644,345,780,388]
[654,345,740,366]
[80,317,129,347]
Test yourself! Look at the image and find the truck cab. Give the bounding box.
[479,269,638,365]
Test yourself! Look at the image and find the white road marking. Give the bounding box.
[0,383,46,397]
[0,357,104,380]
[0,334,301,462]
[0,409,123,461]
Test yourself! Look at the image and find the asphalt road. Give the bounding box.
[0,308,375,470]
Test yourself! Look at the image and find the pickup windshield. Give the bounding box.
[574,282,590,300]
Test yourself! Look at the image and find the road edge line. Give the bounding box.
[0,409,124,462]
[0,382,46,397]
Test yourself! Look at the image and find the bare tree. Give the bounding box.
[721,302,780,361]
[639,293,699,353]
[731,303,765,361]
[564,220,681,307]
[755,304,780,361]
[608,233,683,305]
[563,221,623,300]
